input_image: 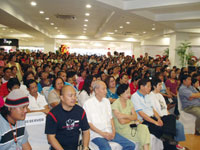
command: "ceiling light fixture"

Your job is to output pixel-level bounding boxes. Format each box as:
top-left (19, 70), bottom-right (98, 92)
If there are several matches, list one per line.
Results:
top-left (126, 22), bottom-right (130, 24)
top-left (114, 30), bottom-right (118, 32)
top-left (83, 28), bottom-right (87, 30)
top-left (119, 26), bottom-right (123, 29)
top-left (2, 28), bottom-right (6, 30)
top-left (85, 13), bottom-right (90, 16)
top-left (143, 31), bottom-right (146, 34)
top-left (84, 19), bottom-right (88, 22)
top-left (54, 27), bottom-right (58, 29)
top-left (84, 24), bottom-right (87, 27)
top-left (86, 4), bottom-right (92, 8)
top-left (39, 11), bottom-right (44, 14)
top-left (152, 27), bottom-right (156, 31)
top-left (45, 17), bottom-right (50, 20)
top-left (30, 1), bottom-right (37, 6)
top-left (50, 23), bottom-right (54, 25)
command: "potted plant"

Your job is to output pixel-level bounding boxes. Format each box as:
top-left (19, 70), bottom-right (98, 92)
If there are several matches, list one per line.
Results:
top-left (163, 48), bottom-right (169, 57)
top-left (176, 41), bottom-right (193, 67)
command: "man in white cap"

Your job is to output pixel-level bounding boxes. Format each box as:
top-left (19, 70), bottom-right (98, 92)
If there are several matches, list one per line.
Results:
top-left (0, 89), bottom-right (32, 150)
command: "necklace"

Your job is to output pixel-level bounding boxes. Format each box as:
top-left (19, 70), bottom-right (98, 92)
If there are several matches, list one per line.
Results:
top-left (9, 122), bottom-right (18, 144)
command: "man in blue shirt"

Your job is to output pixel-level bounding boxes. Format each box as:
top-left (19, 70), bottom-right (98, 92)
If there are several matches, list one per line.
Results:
top-left (179, 74), bottom-right (200, 135)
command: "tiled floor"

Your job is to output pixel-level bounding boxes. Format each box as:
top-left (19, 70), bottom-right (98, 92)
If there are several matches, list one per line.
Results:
top-left (179, 134), bottom-right (200, 150)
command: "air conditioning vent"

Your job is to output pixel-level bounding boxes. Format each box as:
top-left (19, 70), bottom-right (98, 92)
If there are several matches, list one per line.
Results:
top-left (55, 14), bottom-right (76, 20)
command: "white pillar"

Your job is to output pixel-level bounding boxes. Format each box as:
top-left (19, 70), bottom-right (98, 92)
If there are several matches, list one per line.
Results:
top-left (169, 32), bottom-right (189, 68)
top-left (133, 42), bottom-right (142, 59)
top-left (44, 37), bottom-right (56, 53)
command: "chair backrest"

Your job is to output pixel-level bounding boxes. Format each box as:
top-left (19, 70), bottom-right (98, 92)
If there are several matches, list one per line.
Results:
top-left (42, 86), bottom-right (51, 101)
top-left (177, 93), bottom-right (183, 111)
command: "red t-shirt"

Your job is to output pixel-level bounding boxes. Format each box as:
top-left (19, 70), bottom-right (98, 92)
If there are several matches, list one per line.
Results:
top-left (0, 82), bottom-right (9, 97)
top-left (129, 82), bottom-right (138, 95)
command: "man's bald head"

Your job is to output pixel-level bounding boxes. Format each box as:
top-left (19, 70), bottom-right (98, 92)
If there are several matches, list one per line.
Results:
top-left (61, 85), bottom-right (75, 96)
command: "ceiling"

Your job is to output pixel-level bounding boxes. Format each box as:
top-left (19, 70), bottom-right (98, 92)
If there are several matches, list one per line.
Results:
top-left (0, 0), bottom-right (200, 47)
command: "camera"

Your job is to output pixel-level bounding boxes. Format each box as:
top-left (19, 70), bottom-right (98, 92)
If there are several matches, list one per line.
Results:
top-left (130, 124), bottom-right (137, 128)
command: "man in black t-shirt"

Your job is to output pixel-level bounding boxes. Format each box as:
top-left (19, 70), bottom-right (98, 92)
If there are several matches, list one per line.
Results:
top-left (45, 85), bottom-right (90, 150)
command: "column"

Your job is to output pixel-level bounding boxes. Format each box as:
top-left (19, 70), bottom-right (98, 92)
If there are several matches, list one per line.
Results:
top-left (169, 32), bottom-right (189, 68)
top-left (44, 37), bottom-right (56, 53)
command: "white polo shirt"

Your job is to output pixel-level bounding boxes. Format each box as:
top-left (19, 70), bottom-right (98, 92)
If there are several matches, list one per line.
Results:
top-left (131, 90), bottom-right (154, 121)
top-left (83, 96), bottom-right (112, 140)
top-left (28, 92), bottom-right (48, 111)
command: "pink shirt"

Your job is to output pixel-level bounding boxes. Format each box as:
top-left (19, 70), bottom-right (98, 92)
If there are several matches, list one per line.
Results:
top-left (165, 79), bottom-right (178, 95)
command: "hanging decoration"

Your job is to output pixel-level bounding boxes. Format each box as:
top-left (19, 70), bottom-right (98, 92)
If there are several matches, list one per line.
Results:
top-left (60, 45), bottom-right (69, 55)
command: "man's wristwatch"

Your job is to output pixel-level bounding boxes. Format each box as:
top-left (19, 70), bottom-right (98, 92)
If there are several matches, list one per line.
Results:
top-left (83, 147), bottom-right (89, 150)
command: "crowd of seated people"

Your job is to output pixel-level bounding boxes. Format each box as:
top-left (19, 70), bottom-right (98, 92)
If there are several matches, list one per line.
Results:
top-left (0, 50), bottom-right (200, 150)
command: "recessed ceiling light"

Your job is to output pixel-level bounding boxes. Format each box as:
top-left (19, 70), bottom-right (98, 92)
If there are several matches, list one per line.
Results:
top-left (126, 22), bottom-right (130, 24)
top-left (83, 28), bottom-right (87, 30)
top-left (57, 30), bottom-right (60, 32)
top-left (143, 31), bottom-right (146, 34)
top-left (119, 26), bottom-right (123, 29)
top-left (50, 23), bottom-right (54, 25)
top-left (54, 27), bottom-right (58, 29)
top-left (30, 1), bottom-right (37, 6)
top-left (114, 30), bottom-right (118, 32)
top-left (85, 13), bottom-right (90, 16)
top-left (86, 4), bottom-right (92, 8)
top-left (45, 17), bottom-right (50, 20)
top-left (2, 28), bottom-right (6, 30)
top-left (152, 27), bottom-right (156, 30)
top-left (84, 24), bottom-right (87, 27)
top-left (39, 11), bottom-right (44, 14)
top-left (84, 19), bottom-right (88, 22)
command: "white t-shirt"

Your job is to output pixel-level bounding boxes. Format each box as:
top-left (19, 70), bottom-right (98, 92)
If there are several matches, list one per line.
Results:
top-left (77, 90), bottom-right (94, 107)
top-left (83, 96), bottom-right (112, 140)
top-left (28, 92), bottom-right (48, 111)
top-left (147, 92), bottom-right (168, 116)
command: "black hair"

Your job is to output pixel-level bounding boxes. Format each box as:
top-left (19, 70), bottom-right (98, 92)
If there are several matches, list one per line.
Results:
top-left (105, 75), bottom-right (115, 88)
top-left (131, 76), bottom-right (140, 83)
top-left (67, 71), bottom-right (76, 79)
top-left (25, 79), bottom-right (37, 89)
top-left (0, 106), bottom-right (11, 118)
top-left (116, 84), bottom-right (129, 96)
top-left (7, 78), bottom-right (20, 90)
top-left (52, 77), bottom-right (64, 89)
top-left (151, 78), bottom-right (162, 91)
top-left (192, 78), bottom-right (198, 85)
top-left (43, 64), bottom-right (50, 70)
top-left (180, 74), bottom-right (191, 84)
top-left (138, 78), bottom-right (150, 89)
top-left (8, 54), bottom-right (16, 62)
top-left (3, 67), bottom-right (11, 73)
top-left (10, 66), bottom-right (17, 71)
top-left (23, 71), bottom-right (35, 85)
top-left (81, 75), bottom-right (94, 95)
top-left (57, 71), bottom-right (66, 77)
